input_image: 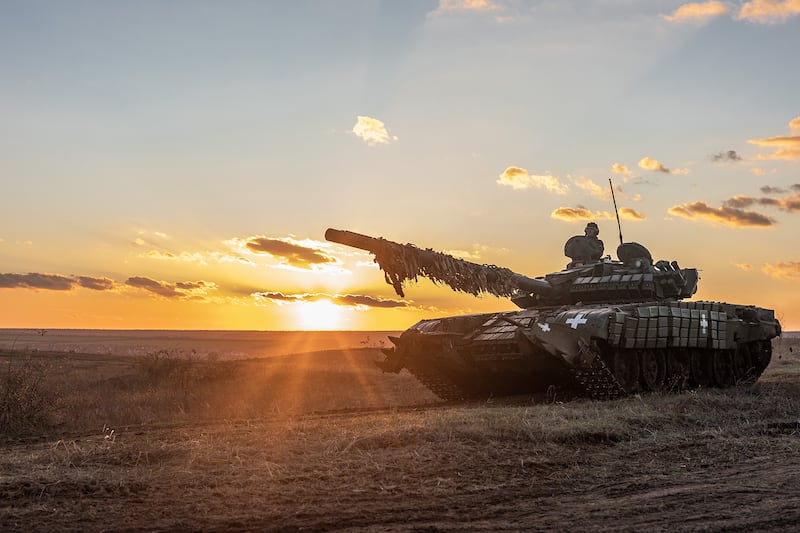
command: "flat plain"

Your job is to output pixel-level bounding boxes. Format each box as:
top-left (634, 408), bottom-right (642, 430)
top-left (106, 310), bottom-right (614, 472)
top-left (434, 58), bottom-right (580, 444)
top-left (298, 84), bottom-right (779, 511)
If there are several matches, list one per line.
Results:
top-left (1, 334), bottom-right (799, 531)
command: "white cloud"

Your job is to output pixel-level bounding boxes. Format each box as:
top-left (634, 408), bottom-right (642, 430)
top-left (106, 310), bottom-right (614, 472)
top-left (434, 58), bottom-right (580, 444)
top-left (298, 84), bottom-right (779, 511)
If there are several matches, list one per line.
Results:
top-left (572, 176), bottom-right (610, 200)
top-left (638, 156), bottom-right (670, 173)
top-left (352, 116), bottom-right (397, 146)
top-left (497, 167), bottom-right (568, 194)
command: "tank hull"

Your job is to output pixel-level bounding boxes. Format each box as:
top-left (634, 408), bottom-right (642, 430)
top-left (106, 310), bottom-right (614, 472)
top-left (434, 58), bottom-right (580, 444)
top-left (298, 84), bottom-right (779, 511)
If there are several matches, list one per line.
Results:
top-left (380, 300), bottom-right (780, 400)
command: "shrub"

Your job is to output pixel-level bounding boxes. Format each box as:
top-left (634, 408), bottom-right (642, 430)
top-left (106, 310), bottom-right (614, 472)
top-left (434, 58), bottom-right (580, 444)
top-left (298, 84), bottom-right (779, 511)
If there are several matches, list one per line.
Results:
top-left (134, 349), bottom-right (238, 412)
top-left (137, 349), bottom-right (194, 384)
top-left (0, 358), bottom-right (60, 436)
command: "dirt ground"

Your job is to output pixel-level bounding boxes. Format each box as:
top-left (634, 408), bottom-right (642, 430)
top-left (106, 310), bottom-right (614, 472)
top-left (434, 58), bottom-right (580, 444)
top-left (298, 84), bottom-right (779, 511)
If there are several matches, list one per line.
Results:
top-left (2, 337), bottom-right (800, 531)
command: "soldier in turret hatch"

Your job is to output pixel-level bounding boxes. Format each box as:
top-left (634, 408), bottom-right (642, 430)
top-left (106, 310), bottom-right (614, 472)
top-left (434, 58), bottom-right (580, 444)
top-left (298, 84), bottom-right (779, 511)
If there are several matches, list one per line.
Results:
top-left (564, 222), bottom-right (604, 268)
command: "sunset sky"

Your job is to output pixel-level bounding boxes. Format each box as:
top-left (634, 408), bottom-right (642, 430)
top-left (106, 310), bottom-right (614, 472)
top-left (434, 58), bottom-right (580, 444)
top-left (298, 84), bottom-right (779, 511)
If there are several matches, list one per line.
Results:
top-left (2, 1), bottom-right (799, 331)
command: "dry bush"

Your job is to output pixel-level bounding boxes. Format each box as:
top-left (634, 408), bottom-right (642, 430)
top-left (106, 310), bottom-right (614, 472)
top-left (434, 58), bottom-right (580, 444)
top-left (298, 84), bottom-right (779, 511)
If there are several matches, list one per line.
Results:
top-left (132, 349), bottom-right (239, 412)
top-left (136, 349), bottom-right (234, 386)
top-left (22, 349), bottom-right (246, 434)
top-left (0, 358), bottom-right (60, 437)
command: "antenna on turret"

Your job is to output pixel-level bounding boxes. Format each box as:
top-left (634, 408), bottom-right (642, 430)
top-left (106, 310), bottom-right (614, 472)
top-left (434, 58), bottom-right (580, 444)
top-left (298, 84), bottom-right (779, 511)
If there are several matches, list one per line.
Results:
top-left (609, 178), bottom-right (623, 246)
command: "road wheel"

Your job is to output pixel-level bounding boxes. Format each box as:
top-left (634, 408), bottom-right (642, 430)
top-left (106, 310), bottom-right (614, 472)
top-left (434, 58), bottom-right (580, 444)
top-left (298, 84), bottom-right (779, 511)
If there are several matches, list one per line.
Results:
top-left (711, 350), bottom-right (735, 388)
top-left (639, 349), bottom-right (666, 392)
top-left (689, 349), bottom-right (713, 389)
top-left (665, 350), bottom-right (689, 391)
top-left (733, 343), bottom-right (756, 384)
top-left (608, 349), bottom-right (639, 393)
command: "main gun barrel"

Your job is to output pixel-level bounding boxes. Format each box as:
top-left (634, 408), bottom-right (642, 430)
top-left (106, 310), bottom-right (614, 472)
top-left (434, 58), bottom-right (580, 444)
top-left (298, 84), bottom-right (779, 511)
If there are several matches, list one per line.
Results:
top-left (325, 228), bottom-right (552, 298)
top-left (325, 228), bottom-right (386, 253)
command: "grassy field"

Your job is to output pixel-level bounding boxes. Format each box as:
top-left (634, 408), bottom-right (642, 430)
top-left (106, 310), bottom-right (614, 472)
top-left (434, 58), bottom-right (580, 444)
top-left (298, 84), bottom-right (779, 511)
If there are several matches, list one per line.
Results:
top-left (1, 337), bottom-right (800, 531)
top-left (0, 329), bottom-right (400, 359)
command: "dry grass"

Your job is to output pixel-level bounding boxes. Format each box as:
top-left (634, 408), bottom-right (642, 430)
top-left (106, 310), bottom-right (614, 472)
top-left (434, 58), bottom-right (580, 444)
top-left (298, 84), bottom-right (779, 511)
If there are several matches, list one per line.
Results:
top-left (1, 337), bottom-right (800, 531)
top-left (0, 346), bottom-right (437, 439)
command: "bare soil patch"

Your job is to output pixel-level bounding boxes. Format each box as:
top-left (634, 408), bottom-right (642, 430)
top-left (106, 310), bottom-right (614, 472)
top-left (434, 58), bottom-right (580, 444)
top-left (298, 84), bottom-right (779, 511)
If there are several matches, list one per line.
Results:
top-left (2, 337), bottom-right (799, 531)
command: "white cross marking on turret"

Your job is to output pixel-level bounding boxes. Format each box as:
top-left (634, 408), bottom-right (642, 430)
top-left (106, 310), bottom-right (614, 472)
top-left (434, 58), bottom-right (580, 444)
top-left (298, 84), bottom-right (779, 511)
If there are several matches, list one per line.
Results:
top-left (566, 313), bottom-right (588, 329)
top-left (700, 313), bottom-right (708, 335)
top-left (537, 322), bottom-right (551, 332)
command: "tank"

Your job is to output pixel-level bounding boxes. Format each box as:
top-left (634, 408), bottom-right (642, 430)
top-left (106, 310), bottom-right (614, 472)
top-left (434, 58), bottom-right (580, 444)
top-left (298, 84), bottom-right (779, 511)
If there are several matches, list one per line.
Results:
top-left (325, 227), bottom-right (781, 401)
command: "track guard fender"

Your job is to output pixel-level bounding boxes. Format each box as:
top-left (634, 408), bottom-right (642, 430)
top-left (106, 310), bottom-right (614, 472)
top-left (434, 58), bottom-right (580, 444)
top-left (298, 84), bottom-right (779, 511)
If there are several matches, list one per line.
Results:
top-left (521, 322), bottom-right (595, 369)
top-left (376, 330), bottom-right (466, 373)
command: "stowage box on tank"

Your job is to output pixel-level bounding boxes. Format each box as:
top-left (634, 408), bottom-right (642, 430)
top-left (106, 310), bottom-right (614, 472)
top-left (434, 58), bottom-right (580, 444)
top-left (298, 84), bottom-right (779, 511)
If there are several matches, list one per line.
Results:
top-left (325, 226), bottom-right (780, 400)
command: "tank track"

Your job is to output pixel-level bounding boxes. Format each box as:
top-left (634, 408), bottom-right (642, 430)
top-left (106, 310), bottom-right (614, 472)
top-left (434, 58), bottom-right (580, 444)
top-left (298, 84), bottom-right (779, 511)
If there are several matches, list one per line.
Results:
top-left (570, 353), bottom-right (628, 400)
top-left (405, 363), bottom-right (469, 401)
top-left (403, 341), bottom-right (772, 402)
top-left (584, 341), bottom-right (772, 398)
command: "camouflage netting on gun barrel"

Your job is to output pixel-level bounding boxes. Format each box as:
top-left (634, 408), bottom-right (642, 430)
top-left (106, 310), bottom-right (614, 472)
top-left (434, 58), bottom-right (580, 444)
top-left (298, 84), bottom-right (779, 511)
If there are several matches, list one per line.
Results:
top-left (370, 238), bottom-right (519, 298)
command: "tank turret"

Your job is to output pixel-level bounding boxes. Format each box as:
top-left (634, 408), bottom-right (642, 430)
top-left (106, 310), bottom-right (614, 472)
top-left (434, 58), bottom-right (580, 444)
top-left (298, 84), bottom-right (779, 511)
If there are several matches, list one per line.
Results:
top-left (325, 227), bottom-right (780, 401)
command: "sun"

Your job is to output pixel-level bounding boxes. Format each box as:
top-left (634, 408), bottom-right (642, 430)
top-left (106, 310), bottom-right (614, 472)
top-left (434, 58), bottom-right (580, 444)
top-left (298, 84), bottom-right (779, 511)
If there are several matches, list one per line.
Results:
top-left (295, 300), bottom-right (345, 330)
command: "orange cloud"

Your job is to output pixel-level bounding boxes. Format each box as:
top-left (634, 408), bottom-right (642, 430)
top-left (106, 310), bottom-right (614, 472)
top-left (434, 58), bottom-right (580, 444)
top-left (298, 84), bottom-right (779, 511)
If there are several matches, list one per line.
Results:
top-left (733, 191), bottom-right (800, 212)
top-left (751, 167), bottom-right (766, 175)
top-left (551, 207), bottom-right (611, 222)
top-left (638, 157), bottom-right (670, 173)
top-left (437, 0), bottom-right (499, 11)
top-left (668, 202), bottom-right (775, 227)
top-left (735, 263), bottom-right (753, 271)
top-left (352, 116), bottom-right (397, 146)
top-left (237, 236), bottom-right (338, 269)
top-left (723, 195), bottom-right (782, 209)
top-left (0, 273), bottom-right (115, 291)
top-left (254, 292), bottom-right (408, 308)
top-left (748, 136), bottom-right (800, 160)
top-left (77, 276), bottom-right (116, 291)
top-left (145, 250), bottom-right (177, 260)
top-left (611, 163), bottom-right (632, 176)
top-left (497, 167), bottom-right (568, 194)
top-left (737, 0), bottom-right (800, 23)
top-left (762, 189), bottom-right (800, 213)
top-left (126, 277), bottom-right (216, 299)
top-left (143, 249), bottom-right (252, 266)
top-left (663, 1), bottom-right (729, 22)
top-left (749, 117), bottom-right (800, 159)
top-left (551, 206), bottom-right (646, 223)
top-left (0, 273), bottom-right (75, 291)
top-left (761, 261), bottom-right (800, 280)
top-left (619, 207), bottom-right (647, 221)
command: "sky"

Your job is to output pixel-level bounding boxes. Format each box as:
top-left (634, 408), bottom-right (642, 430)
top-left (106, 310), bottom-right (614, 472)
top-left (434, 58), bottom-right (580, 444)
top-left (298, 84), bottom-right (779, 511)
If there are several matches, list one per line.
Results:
top-left (1, 0), bottom-right (799, 331)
